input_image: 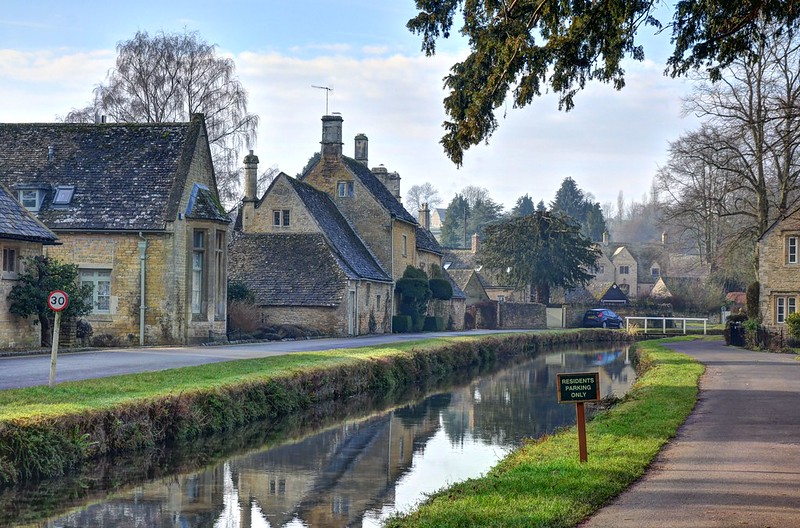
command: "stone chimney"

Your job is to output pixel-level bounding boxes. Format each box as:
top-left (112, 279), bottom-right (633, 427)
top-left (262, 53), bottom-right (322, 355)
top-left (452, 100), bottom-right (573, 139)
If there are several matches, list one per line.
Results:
top-left (661, 231), bottom-right (668, 246)
top-left (371, 165), bottom-right (401, 200)
top-left (419, 202), bottom-right (430, 229)
top-left (354, 133), bottom-right (368, 166)
top-left (471, 233), bottom-right (480, 254)
top-left (241, 150), bottom-right (259, 232)
top-left (602, 231), bottom-right (609, 246)
top-left (321, 114), bottom-right (343, 160)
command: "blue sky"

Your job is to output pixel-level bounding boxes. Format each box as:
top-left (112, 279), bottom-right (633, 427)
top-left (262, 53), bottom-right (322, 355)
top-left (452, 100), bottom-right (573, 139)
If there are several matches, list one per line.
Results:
top-left (0, 1), bottom-right (698, 213)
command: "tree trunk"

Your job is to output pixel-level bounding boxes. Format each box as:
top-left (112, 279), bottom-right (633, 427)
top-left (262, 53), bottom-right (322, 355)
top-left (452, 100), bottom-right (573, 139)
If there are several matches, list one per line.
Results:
top-left (39, 312), bottom-right (51, 347)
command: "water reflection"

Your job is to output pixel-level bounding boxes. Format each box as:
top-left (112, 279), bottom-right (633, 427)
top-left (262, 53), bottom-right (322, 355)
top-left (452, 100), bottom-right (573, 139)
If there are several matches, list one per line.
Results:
top-left (10, 345), bottom-right (634, 528)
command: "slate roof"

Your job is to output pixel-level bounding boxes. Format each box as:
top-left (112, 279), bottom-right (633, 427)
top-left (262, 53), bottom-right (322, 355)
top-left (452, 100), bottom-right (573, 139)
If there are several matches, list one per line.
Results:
top-left (301, 153), bottom-right (418, 225)
top-left (416, 225), bottom-right (443, 255)
top-left (442, 270), bottom-right (467, 300)
top-left (282, 175), bottom-right (391, 283)
top-left (228, 232), bottom-right (347, 307)
top-left (0, 185), bottom-right (58, 243)
top-left (0, 114), bottom-right (228, 231)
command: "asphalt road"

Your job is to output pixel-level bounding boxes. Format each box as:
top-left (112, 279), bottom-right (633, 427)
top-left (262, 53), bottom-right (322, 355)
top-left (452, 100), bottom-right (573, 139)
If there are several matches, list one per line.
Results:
top-left (581, 339), bottom-right (800, 528)
top-left (0, 329), bottom-right (533, 390)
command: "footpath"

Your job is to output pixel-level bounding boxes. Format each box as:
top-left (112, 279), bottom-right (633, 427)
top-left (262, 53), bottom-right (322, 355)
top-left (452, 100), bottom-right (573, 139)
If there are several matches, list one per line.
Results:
top-left (581, 339), bottom-right (800, 528)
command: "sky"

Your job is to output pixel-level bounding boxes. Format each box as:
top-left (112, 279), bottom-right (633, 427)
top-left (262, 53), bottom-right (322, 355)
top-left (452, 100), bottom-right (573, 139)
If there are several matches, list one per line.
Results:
top-left (0, 0), bottom-right (700, 212)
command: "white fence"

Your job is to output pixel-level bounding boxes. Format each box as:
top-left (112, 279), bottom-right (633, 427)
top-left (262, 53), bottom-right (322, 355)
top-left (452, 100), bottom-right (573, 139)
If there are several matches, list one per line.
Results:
top-left (625, 316), bottom-right (708, 335)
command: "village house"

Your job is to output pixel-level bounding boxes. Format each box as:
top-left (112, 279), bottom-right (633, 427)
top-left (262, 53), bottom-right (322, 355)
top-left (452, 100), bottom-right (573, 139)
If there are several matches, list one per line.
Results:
top-left (0, 114), bottom-right (230, 345)
top-left (757, 206), bottom-right (800, 328)
top-left (0, 185), bottom-right (59, 348)
top-left (230, 115), bottom-right (464, 335)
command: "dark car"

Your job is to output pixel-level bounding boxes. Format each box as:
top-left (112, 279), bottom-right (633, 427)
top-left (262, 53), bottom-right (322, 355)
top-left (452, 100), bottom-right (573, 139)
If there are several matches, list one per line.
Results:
top-left (582, 308), bottom-right (624, 329)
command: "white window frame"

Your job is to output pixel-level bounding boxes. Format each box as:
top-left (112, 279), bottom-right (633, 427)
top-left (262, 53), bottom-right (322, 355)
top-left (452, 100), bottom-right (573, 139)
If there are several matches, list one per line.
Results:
top-left (192, 230), bottom-right (206, 315)
top-left (401, 234), bottom-right (407, 257)
top-left (18, 189), bottom-right (42, 211)
top-left (789, 237), bottom-right (798, 264)
top-left (337, 181), bottom-right (354, 197)
top-left (80, 268), bottom-right (112, 314)
top-left (272, 209), bottom-right (290, 227)
top-left (776, 296), bottom-right (796, 324)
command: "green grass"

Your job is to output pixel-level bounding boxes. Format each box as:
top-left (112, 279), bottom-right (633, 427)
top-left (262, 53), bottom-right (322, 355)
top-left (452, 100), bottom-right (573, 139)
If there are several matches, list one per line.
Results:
top-left (385, 337), bottom-right (704, 528)
top-left (0, 338), bottom-right (468, 421)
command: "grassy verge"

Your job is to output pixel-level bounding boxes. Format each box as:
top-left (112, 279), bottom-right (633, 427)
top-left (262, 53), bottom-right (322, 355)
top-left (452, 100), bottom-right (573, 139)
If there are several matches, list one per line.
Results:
top-left (385, 337), bottom-right (704, 528)
top-left (0, 330), bottom-right (623, 487)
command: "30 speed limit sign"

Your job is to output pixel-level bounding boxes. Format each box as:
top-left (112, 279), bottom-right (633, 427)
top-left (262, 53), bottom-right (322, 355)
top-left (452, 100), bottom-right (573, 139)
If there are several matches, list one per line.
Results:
top-left (47, 290), bottom-right (69, 312)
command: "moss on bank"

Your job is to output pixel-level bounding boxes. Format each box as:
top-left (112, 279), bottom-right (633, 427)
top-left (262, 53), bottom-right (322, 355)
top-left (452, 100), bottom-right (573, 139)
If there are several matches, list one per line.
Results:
top-left (0, 330), bottom-right (626, 487)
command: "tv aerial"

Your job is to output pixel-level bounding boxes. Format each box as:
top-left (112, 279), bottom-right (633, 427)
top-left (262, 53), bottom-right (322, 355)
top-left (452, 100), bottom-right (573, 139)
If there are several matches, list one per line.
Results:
top-left (312, 85), bottom-right (334, 114)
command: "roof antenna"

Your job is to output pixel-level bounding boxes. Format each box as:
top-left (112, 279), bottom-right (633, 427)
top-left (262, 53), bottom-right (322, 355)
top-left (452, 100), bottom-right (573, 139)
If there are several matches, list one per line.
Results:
top-left (312, 85), bottom-right (334, 114)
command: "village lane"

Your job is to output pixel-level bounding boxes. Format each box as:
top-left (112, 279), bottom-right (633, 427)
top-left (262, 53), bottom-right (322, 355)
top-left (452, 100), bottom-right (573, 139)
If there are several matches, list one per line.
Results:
top-left (0, 329), bottom-right (534, 390)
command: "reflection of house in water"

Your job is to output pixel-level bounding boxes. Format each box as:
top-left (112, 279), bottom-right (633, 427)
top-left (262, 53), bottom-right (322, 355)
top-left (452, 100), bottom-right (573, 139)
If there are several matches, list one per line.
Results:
top-left (42, 347), bottom-right (635, 527)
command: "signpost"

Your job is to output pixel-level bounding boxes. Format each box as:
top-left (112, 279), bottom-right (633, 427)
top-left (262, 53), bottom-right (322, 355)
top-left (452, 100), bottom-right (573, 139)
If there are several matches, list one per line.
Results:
top-left (557, 372), bottom-right (600, 463)
top-left (47, 290), bottom-right (69, 388)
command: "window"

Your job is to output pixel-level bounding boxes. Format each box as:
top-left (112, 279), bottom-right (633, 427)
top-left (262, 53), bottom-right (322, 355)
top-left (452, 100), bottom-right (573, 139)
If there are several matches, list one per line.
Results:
top-left (273, 209), bottom-right (290, 227)
top-left (594, 264), bottom-right (605, 274)
top-left (651, 267), bottom-right (660, 277)
top-left (789, 237), bottom-right (798, 264)
top-left (2, 247), bottom-right (17, 274)
top-left (365, 283), bottom-right (371, 306)
top-left (52, 185), bottom-right (75, 205)
top-left (18, 189), bottom-right (42, 211)
top-left (80, 269), bottom-right (111, 313)
top-left (401, 234), bottom-right (407, 257)
top-left (337, 181), bottom-right (354, 197)
top-left (776, 297), bottom-right (796, 323)
top-left (376, 294), bottom-right (381, 311)
top-left (192, 231), bottom-right (205, 315)
top-left (215, 231), bottom-right (225, 319)
top-left (619, 265), bottom-right (630, 275)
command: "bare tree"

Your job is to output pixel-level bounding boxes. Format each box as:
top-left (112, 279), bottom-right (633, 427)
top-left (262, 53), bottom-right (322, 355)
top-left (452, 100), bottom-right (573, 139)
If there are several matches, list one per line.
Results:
top-left (404, 182), bottom-right (442, 216)
top-left (64, 30), bottom-right (259, 206)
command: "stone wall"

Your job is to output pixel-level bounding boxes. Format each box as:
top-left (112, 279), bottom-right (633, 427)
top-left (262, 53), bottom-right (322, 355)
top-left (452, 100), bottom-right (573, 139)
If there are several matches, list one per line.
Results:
top-left (498, 302), bottom-right (547, 329)
top-left (0, 241), bottom-right (44, 348)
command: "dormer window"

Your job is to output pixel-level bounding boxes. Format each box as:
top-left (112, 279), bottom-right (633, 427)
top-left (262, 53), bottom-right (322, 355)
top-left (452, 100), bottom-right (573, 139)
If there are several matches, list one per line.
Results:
top-left (52, 185), bottom-right (75, 205)
top-left (18, 189), bottom-right (43, 211)
top-left (651, 267), bottom-right (660, 277)
top-left (337, 181), bottom-right (354, 197)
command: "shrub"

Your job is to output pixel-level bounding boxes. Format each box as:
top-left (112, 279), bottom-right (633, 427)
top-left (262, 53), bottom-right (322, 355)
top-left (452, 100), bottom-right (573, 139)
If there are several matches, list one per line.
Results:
top-left (786, 312), bottom-right (800, 339)
top-left (423, 316), bottom-right (445, 331)
top-left (228, 280), bottom-right (255, 303)
top-left (392, 315), bottom-right (412, 333)
top-left (429, 278), bottom-right (453, 300)
top-left (228, 300), bottom-right (261, 335)
top-left (90, 334), bottom-right (121, 348)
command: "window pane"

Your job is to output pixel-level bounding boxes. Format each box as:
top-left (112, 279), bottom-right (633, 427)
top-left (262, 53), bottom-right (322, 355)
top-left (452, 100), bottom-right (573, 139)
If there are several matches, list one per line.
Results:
top-left (273, 210), bottom-right (281, 226)
top-left (193, 231), bottom-right (205, 249)
top-left (790, 298), bottom-right (797, 315)
top-left (282, 209), bottom-right (290, 226)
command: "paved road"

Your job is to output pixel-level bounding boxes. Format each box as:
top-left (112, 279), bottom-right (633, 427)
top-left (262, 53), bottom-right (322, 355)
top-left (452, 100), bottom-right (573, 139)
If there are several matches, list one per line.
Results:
top-left (581, 339), bottom-right (800, 528)
top-left (0, 329), bottom-right (533, 390)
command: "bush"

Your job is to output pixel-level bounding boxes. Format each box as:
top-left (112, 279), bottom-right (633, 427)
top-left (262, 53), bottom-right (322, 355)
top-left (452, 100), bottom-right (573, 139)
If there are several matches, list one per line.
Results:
top-left (423, 316), bottom-right (445, 331)
top-left (429, 278), bottom-right (453, 300)
top-left (91, 334), bottom-right (121, 348)
top-left (228, 280), bottom-right (255, 303)
top-left (228, 300), bottom-right (261, 335)
top-left (786, 312), bottom-right (800, 339)
top-left (392, 315), bottom-right (412, 333)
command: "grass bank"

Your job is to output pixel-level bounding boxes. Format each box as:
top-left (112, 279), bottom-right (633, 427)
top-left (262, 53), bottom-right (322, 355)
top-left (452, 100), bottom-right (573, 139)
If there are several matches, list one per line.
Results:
top-left (0, 330), bottom-right (624, 487)
top-left (385, 337), bottom-right (704, 528)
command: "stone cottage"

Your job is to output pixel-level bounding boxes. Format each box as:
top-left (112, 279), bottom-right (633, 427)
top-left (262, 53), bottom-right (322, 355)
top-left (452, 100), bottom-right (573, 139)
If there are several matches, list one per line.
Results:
top-left (0, 114), bottom-right (230, 345)
top-left (0, 184), bottom-right (59, 348)
top-left (758, 206), bottom-right (800, 327)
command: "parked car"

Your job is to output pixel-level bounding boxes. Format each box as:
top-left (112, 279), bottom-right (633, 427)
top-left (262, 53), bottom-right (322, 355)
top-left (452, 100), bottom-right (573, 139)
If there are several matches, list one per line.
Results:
top-left (582, 308), bottom-right (624, 329)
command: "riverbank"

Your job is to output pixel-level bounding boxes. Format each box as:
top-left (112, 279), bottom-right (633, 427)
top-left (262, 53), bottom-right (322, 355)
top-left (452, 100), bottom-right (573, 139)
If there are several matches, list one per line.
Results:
top-left (0, 330), bottom-right (625, 487)
top-left (385, 337), bottom-right (704, 528)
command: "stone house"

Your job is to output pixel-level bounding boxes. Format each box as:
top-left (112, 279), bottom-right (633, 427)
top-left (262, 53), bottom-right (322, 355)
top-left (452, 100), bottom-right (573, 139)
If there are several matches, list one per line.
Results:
top-left (0, 114), bottom-right (230, 345)
top-left (0, 184), bottom-right (59, 348)
top-left (757, 207), bottom-right (800, 327)
top-left (231, 115), bottom-right (461, 335)
top-left (230, 170), bottom-right (393, 335)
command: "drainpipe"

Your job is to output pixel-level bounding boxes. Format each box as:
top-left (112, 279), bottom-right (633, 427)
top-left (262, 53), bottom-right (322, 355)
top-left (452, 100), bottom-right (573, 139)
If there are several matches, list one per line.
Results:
top-left (389, 221), bottom-right (395, 329)
top-left (138, 233), bottom-right (147, 346)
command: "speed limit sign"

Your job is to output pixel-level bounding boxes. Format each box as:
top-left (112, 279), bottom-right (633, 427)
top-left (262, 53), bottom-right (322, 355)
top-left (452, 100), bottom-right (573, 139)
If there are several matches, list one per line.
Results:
top-left (47, 290), bottom-right (69, 312)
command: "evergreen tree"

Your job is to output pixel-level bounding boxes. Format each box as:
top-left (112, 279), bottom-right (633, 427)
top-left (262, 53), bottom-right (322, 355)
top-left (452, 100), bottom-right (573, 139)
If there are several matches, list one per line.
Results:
top-left (511, 194), bottom-right (535, 217)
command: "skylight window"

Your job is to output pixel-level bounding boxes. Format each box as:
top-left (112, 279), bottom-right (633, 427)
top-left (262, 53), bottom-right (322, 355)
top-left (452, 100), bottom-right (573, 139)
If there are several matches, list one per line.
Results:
top-left (52, 186), bottom-right (75, 205)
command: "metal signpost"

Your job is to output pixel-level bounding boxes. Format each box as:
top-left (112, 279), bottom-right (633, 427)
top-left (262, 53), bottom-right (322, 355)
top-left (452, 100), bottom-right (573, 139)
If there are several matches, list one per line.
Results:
top-left (47, 290), bottom-right (69, 388)
top-left (557, 372), bottom-right (600, 463)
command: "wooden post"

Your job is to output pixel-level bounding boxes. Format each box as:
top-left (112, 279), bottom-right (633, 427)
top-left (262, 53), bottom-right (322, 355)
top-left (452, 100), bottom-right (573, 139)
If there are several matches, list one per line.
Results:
top-left (49, 310), bottom-right (61, 388)
top-left (576, 402), bottom-right (588, 463)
